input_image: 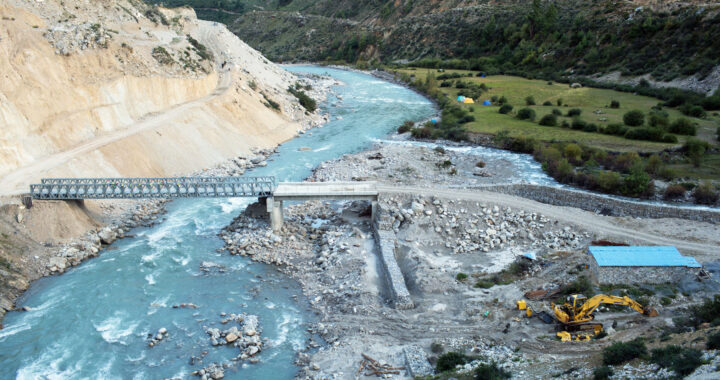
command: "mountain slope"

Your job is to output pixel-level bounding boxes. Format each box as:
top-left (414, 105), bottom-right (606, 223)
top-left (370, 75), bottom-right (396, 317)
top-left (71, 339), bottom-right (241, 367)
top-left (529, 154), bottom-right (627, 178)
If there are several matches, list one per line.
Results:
top-left (166, 0), bottom-right (720, 94)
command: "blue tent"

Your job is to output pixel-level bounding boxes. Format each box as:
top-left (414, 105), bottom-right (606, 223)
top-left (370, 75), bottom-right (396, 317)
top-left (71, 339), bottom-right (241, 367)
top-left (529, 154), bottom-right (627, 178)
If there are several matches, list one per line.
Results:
top-left (431, 119), bottom-right (438, 124)
top-left (456, 96), bottom-right (466, 102)
top-left (483, 100), bottom-right (492, 106)
top-left (481, 74), bottom-right (486, 78)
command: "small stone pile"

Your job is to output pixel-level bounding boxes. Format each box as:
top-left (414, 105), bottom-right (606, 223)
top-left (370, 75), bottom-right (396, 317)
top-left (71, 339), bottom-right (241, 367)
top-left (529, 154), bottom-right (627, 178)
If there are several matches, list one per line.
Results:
top-left (147, 327), bottom-right (168, 347)
top-left (202, 313), bottom-right (263, 360)
top-left (192, 314), bottom-right (264, 379)
top-left (378, 195), bottom-right (588, 254)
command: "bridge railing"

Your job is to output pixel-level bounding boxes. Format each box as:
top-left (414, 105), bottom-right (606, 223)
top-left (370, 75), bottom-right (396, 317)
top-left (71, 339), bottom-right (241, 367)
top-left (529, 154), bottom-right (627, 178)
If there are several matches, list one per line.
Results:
top-left (30, 177), bottom-right (277, 200)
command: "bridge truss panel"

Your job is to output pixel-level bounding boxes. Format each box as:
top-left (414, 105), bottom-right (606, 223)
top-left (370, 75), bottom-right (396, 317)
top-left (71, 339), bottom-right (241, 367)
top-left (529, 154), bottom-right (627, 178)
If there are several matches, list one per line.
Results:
top-left (30, 177), bottom-right (276, 200)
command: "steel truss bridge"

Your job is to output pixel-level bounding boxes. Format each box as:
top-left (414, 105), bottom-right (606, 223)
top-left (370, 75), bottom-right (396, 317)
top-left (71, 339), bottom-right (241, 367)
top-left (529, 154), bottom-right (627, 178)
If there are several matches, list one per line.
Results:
top-left (30, 177), bottom-right (277, 200)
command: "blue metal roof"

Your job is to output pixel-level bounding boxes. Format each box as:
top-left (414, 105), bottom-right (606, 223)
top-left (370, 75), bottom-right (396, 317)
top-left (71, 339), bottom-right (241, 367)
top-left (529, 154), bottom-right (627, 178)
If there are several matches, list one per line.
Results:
top-left (589, 246), bottom-right (701, 268)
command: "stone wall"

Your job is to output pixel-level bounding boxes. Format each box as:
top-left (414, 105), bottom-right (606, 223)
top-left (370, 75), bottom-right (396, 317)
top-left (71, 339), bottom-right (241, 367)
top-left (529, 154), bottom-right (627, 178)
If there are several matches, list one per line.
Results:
top-left (589, 258), bottom-right (698, 284)
top-left (481, 184), bottom-right (720, 223)
top-left (372, 204), bottom-right (414, 310)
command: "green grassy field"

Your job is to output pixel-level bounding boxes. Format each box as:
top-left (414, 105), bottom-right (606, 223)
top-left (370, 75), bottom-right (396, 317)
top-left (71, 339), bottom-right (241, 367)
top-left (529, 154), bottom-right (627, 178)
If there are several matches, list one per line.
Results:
top-left (400, 68), bottom-right (719, 153)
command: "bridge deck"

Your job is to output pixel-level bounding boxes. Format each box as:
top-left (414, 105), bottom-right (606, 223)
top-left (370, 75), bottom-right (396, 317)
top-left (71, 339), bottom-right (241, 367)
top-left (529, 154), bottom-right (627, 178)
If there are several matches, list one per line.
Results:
top-left (30, 177), bottom-right (276, 200)
top-left (272, 181), bottom-right (378, 201)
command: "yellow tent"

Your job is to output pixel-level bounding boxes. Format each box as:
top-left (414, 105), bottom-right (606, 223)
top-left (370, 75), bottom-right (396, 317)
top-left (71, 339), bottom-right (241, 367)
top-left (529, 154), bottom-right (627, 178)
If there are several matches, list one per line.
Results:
top-left (463, 98), bottom-right (475, 104)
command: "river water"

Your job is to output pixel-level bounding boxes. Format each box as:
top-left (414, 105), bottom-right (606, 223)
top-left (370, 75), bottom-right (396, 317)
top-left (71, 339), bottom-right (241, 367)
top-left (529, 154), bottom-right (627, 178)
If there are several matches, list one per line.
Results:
top-left (0, 65), bottom-right (713, 379)
top-left (0, 66), bottom-right (435, 379)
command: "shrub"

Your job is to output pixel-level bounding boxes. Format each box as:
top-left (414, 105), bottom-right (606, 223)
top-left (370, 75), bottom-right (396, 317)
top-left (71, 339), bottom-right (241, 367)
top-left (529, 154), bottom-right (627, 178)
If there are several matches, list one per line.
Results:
top-left (563, 144), bottom-right (582, 162)
top-left (456, 273), bottom-right (468, 281)
top-left (610, 100), bottom-right (620, 109)
top-left (561, 275), bottom-right (593, 296)
top-left (584, 123), bottom-right (598, 133)
top-left (624, 127), bottom-right (664, 142)
top-left (571, 119), bottom-right (587, 130)
top-left (436, 352), bottom-right (468, 372)
top-left (525, 96), bottom-right (536, 105)
top-left (623, 110), bottom-right (645, 126)
top-left (474, 362), bottom-right (511, 379)
top-left (430, 342), bottom-right (444, 354)
top-left (684, 138), bottom-right (709, 167)
top-left (651, 346), bottom-right (703, 376)
top-left (411, 126), bottom-right (432, 139)
top-left (662, 134), bottom-right (679, 143)
top-left (596, 171), bottom-right (622, 193)
top-left (517, 108), bottom-right (536, 121)
top-left (498, 96), bottom-right (508, 105)
top-left (602, 339), bottom-right (647, 365)
top-left (539, 114), bottom-right (557, 126)
top-left (151, 46), bottom-right (174, 65)
top-left (603, 123), bottom-right (627, 136)
top-left (560, 120), bottom-right (570, 128)
top-left (397, 120), bottom-right (414, 134)
top-left (707, 332), bottom-right (720, 350)
top-left (567, 108), bottom-right (582, 117)
top-left (551, 108), bottom-right (562, 116)
top-left (557, 98), bottom-right (563, 106)
top-left (498, 104), bottom-right (514, 114)
top-left (693, 295), bottom-right (720, 326)
top-left (288, 87), bottom-right (317, 112)
top-left (669, 118), bottom-right (697, 135)
top-left (663, 184), bottom-right (686, 200)
top-left (623, 166), bottom-right (653, 197)
top-left (434, 146), bottom-right (446, 154)
top-left (702, 95), bottom-right (720, 111)
top-left (648, 111), bottom-right (669, 128)
top-left (645, 154), bottom-right (662, 176)
top-left (593, 366), bottom-right (613, 380)
top-left (476, 161), bottom-right (486, 168)
top-left (717, 126), bottom-right (720, 141)
top-left (693, 182), bottom-right (719, 205)
top-left (542, 101), bottom-right (552, 106)
top-left (680, 103), bottom-right (706, 118)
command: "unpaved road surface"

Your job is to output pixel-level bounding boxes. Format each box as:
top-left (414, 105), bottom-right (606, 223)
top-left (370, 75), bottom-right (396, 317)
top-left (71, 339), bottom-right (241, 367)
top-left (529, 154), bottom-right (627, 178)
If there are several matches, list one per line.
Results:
top-left (379, 185), bottom-right (719, 258)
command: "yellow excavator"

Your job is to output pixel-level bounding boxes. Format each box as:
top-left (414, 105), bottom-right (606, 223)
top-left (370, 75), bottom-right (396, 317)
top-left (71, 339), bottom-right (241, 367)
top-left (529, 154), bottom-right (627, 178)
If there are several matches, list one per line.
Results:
top-left (553, 294), bottom-right (658, 338)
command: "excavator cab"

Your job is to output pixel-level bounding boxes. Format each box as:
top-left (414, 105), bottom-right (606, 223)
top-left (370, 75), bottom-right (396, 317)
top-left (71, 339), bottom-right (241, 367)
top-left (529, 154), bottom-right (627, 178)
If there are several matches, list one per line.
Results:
top-left (566, 294), bottom-right (587, 318)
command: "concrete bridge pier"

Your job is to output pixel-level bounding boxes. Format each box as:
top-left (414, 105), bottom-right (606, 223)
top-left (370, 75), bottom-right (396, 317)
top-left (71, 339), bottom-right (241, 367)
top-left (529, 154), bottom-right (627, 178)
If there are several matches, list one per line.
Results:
top-left (265, 182), bottom-right (379, 232)
top-left (266, 197), bottom-right (285, 232)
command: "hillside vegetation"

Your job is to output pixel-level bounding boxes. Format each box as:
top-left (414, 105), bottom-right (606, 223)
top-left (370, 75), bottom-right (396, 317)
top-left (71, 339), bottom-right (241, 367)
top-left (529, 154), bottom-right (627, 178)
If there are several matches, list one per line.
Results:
top-left (154, 0), bottom-right (720, 93)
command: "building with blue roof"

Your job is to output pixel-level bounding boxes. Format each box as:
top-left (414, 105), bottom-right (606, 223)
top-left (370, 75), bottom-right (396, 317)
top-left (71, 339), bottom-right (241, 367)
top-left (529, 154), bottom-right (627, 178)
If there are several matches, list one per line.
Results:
top-left (588, 246), bottom-right (701, 284)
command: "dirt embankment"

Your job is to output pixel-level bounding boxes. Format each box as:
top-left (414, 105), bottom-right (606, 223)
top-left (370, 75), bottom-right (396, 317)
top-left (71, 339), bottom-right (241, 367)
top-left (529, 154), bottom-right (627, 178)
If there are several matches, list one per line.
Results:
top-left (0, 0), bottom-right (332, 322)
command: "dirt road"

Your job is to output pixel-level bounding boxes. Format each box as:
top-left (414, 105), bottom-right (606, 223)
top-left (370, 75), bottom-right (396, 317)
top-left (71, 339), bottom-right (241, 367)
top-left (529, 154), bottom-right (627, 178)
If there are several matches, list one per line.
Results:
top-left (379, 185), bottom-right (719, 258)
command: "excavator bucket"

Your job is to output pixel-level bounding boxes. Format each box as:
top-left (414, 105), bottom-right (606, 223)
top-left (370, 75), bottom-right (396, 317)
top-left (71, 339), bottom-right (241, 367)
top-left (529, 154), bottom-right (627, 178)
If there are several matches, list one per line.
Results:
top-left (644, 307), bottom-right (659, 317)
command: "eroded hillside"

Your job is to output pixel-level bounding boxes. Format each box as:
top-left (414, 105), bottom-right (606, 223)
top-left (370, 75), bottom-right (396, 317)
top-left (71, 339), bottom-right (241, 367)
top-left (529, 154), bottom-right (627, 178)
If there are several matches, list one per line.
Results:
top-left (0, 0), bottom-right (320, 194)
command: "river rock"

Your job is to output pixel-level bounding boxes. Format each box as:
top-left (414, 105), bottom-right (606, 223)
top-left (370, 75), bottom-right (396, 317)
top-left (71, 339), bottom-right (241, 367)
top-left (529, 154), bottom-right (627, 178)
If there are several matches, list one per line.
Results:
top-left (48, 257), bottom-right (68, 271)
top-left (225, 333), bottom-right (238, 343)
top-left (98, 227), bottom-right (117, 245)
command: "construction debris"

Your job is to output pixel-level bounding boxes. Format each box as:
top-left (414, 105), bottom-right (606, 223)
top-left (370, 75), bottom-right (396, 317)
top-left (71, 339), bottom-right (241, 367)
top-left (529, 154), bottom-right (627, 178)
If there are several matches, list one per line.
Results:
top-left (358, 353), bottom-right (405, 377)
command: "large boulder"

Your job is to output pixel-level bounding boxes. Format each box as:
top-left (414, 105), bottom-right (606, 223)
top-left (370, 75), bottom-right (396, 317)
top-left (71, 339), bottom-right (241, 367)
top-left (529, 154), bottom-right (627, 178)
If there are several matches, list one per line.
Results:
top-left (98, 227), bottom-right (117, 245)
top-left (48, 256), bottom-right (68, 271)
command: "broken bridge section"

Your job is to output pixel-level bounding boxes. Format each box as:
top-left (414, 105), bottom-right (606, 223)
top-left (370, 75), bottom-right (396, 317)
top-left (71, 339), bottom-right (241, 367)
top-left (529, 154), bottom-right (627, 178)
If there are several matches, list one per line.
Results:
top-left (268, 181), bottom-right (379, 231)
top-left (29, 177), bottom-right (277, 200)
